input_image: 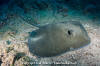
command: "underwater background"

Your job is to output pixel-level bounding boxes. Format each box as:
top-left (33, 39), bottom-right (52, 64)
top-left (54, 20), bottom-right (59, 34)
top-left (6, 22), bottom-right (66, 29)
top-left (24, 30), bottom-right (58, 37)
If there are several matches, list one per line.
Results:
top-left (0, 0), bottom-right (100, 66)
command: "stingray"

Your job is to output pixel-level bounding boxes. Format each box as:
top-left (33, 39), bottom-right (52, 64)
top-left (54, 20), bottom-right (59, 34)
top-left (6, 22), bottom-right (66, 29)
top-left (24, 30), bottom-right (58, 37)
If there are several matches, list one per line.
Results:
top-left (28, 21), bottom-right (90, 57)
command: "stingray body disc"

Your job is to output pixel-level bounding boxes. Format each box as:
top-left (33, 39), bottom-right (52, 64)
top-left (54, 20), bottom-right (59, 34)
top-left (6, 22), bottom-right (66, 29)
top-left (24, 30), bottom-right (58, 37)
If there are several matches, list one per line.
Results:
top-left (28, 21), bottom-right (90, 57)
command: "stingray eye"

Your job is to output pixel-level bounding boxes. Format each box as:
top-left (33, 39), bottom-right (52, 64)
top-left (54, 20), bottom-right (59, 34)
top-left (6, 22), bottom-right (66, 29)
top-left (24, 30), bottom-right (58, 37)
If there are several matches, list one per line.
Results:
top-left (68, 30), bottom-right (73, 35)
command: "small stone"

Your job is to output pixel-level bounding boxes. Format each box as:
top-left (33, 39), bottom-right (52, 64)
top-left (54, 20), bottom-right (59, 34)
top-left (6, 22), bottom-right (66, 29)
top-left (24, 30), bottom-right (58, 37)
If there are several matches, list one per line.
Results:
top-left (6, 40), bottom-right (11, 45)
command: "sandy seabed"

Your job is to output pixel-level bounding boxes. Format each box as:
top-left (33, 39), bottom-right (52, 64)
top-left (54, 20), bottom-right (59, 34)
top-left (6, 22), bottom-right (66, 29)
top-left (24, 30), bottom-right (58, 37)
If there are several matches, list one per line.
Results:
top-left (0, 0), bottom-right (100, 65)
top-left (0, 20), bottom-right (99, 66)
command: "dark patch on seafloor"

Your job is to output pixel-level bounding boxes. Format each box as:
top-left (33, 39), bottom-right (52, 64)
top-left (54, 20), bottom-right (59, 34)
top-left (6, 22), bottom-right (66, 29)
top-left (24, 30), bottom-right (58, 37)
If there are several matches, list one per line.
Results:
top-left (0, 0), bottom-right (10, 5)
top-left (0, 59), bottom-right (2, 66)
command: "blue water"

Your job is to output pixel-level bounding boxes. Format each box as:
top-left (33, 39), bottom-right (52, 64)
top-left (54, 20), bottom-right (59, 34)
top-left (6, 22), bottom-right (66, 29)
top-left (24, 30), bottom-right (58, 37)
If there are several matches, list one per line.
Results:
top-left (0, 0), bottom-right (100, 38)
